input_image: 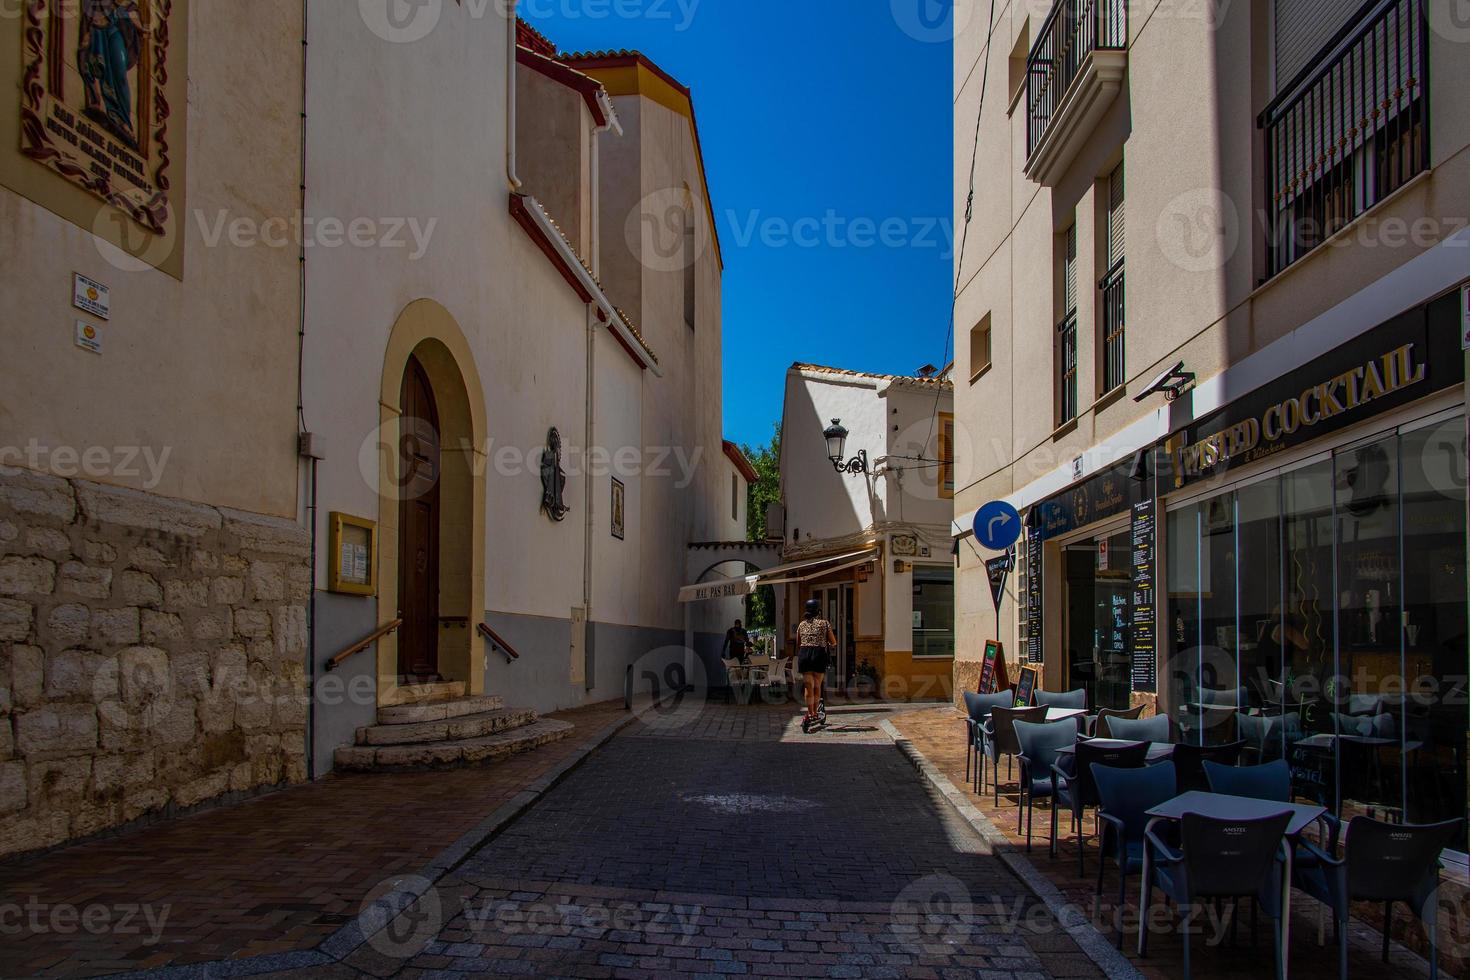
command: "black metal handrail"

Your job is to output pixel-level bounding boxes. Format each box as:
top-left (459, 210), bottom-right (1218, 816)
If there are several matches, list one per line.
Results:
top-left (1026, 0), bottom-right (1127, 159)
top-left (1098, 258), bottom-right (1126, 394)
top-left (1260, 0), bottom-right (1429, 277)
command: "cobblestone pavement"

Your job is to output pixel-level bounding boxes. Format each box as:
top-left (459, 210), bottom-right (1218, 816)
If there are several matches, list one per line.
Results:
top-left (0, 701), bottom-right (631, 978)
top-left (310, 702), bottom-right (1105, 979)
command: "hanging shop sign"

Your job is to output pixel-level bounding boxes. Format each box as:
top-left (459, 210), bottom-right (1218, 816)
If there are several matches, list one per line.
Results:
top-left (985, 550), bottom-right (1012, 613)
top-left (1165, 301), bottom-right (1463, 491)
top-left (1033, 456), bottom-right (1149, 540)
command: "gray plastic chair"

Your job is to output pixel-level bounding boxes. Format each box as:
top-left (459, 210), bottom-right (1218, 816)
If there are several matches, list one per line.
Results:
top-left (1014, 718), bottom-right (1079, 851)
top-left (1035, 688), bottom-right (1088, 711)
top-left (963, 689), bottom-right (1015, 792)
top-left (1294, 816), bottom-right (1461, 980)
top-left (981, 705), bottom-right (1047, 806)
top-left (1105, 714), bottom-right (1171, 743)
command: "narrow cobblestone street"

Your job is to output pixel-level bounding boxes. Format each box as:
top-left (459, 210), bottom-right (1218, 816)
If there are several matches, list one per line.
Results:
top-left (314, 703), bottom-right (1105, 979)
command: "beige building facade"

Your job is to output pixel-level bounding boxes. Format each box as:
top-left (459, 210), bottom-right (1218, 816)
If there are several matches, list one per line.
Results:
top-left (954, 0), bottom-right (1470, 884)
top-left (0, 3), bottom-right (743, 857)
top-left (0, 1), bottom-right (309, 858)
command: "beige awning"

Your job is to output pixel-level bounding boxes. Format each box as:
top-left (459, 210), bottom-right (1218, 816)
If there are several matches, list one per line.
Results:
top-left (677, 548), bottom-right (877, 603)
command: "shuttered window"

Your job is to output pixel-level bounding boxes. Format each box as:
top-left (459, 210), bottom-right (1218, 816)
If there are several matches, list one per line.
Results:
top-left (1274, 0), bottom-right (1364, 90)
top-left (1063, 223), bottom-right (1078, 316)
top-left (1106, 163), bottom-right (1125, 267)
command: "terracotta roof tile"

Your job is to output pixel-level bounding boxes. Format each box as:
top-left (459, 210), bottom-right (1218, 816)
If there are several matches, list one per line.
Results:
top-left (790, 363), bottom-right (953, 389)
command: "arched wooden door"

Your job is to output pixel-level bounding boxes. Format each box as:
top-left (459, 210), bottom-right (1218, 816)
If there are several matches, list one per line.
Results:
top-left (397, 356), bottom-right (441, 679)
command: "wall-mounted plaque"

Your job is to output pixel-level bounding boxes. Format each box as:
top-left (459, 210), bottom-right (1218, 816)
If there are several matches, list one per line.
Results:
top-left (611, 477), bottom-right (625, 540)
top-left (328, 512), bottom-right (377, 596)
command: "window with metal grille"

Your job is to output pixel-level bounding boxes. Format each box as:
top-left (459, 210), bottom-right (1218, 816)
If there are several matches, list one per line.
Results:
top-left (1057, 223), bottom-right (1079, 425)
top-left (1100, 161), bottom-right (1126, 394)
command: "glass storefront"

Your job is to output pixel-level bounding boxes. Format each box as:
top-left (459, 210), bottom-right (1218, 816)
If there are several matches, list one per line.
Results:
top-left (913, 566), bottom-right (956, 658)
top-left (1164, 412), bottom-right (1468, 848)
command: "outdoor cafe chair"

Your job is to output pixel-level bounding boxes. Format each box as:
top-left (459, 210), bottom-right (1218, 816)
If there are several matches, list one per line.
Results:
top-left (1091, 703), bottom-right (1145, 737)
top-left (1035, 688), bottom-right (1088, 711)
top-left (1204, 759), bottom-right (1341, 869)
top-left (1014, 718), bottom-right (1078, 851)
top-left (963, 690), bottom-right (1014, 792)
top-left (982, 705), bottom-right (1047, 806)
top-left (1172, 739), bottom-right (1246, 795)
top-left (722, 658), bottom-right (749, 685)
top-left (1105, 714), bottom-right (1172, 744)
top-left (1141, 810), bottom-right (1292, 980)
top-left (745, 654), bottom-right (773, 686)
top-left (1052, 738), bottom-right (1151, 876)
top-left (1092, 761), bottom-right (1178, 947)
top-left (1293, 816), bottom-right (1461, 980)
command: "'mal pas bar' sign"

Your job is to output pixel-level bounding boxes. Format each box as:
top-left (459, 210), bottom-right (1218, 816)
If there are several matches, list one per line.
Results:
top-left (21, 0), bottom-right (178, 236)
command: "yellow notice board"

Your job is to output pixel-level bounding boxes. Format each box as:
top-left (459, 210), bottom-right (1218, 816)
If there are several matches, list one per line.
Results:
top-left (327, 513), bottom-right (377, 596)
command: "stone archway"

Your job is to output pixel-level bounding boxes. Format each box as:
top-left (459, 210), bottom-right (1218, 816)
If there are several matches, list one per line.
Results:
top-left (376, 300), bottom-right (487, 702)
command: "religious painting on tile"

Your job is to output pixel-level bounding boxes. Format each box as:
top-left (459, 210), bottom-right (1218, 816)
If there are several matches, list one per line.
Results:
top-left (20, 0), bottom-right (177, 234)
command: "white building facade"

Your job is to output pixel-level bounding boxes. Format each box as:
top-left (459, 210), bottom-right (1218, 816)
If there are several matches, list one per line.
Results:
top-left (773, 364), bottom-right (956, 700)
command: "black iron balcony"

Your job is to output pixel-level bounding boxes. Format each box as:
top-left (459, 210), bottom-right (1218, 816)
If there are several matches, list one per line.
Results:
top-left (1024, 0), bottom-right (1127, 184)
top-left (1261, 0), bottom-right (1429, 277)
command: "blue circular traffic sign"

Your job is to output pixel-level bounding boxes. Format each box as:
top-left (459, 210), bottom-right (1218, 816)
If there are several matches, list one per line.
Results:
top-left (973, 500), bottom-right (1022, 552)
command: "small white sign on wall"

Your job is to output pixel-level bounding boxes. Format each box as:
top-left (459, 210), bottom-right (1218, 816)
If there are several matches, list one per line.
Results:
top-left (73, 273), bottom-right (110, 320)
top-left (74, 320), bottom-right (102, 354)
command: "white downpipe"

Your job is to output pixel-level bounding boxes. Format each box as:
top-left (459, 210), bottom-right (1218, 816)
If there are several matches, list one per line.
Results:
top-left (582, 303), bottom-right (596, 691)
top-left (505, 0), bottom-right (522, 190)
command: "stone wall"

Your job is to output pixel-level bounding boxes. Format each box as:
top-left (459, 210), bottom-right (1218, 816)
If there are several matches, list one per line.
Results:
top-left (0, 466), bottom-right (309, 859)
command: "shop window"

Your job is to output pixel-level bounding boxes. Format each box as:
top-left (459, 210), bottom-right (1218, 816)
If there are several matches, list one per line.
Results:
top-left (1163, 417), bottom-right (1468, 852)
top-left (913, 566), bottom-right (955, 658)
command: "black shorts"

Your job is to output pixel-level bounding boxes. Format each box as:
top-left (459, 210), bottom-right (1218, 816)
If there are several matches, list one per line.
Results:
top-left (797, 647), bottom-right (829, 676)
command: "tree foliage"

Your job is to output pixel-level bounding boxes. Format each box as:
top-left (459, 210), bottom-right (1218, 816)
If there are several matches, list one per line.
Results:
top-left (741, 423), bottom-right (781, 628)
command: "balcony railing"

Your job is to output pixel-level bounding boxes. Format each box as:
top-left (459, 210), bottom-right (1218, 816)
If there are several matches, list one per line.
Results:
top-left (1026, 0), bottom-right (1127, 160)
top-left (1099, 259), bottom-right (1125, 394)
top-left (1261, 0), bottom-right (1429, 277)
top-left (1057, 310), bottom-right (1079, 425)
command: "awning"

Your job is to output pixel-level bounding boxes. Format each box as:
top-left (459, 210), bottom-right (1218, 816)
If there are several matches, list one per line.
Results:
top-left (678, 548), bottom-right (878, 603)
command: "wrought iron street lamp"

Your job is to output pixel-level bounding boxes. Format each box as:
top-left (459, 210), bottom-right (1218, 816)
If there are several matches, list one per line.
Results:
top-left (823, 419), bottom-right (867, 475)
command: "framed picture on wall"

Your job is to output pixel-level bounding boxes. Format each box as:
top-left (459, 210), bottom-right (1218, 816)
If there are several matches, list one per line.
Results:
top-left (611, 478), bottom-right (625, 540)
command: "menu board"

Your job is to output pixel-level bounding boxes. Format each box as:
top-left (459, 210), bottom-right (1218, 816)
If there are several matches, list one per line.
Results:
top-left (1014, 664), bottom-right (1039, 707)
top-left (1025, 532), bottom-right (1043, 663)
top-left (1130, 499), bottom-right (1157, 691)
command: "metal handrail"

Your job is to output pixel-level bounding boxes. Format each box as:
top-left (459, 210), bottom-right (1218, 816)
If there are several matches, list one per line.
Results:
top-left (1025, 0), bottom-right (1127, 158)
top-left (324, 619), bottom-right (402, 672)
top-left (478, 622), bottom-right (522, 663)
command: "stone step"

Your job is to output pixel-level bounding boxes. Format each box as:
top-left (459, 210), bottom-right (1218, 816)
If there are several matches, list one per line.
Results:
top-left (355, 707), bottom-right (537, 746)
top-left (334, 718), bottom-right (576, 771)
top-left (377, 695), bottom-right (505, 726)
top-left (380, 680), bottom-right (466, 706)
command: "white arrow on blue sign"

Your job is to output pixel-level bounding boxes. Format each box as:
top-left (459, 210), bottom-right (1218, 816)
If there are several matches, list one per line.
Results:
top-left (973, 500), bottom-right (1022, 552)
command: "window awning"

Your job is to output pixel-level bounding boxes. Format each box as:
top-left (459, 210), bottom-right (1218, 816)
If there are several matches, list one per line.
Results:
top-left (677, 548), bottom-right (878, 603)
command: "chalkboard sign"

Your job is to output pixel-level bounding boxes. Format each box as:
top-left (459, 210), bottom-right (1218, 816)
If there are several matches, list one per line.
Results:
top-left (979, 640), bottom-right (1010, 695)
top-left (1288, 741), bottom-right (1333, 806)
top-left (1014, 664), bottom-right (1039, 707)
top-left (1025, 533), bottom-right (1043, 663)
top-left (1130, 499), bottom-right (1158, 692)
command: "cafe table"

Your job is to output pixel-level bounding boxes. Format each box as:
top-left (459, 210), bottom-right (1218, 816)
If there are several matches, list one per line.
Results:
top-left (1056, 737), bottom-right (1174, 764)
top-left (1140, 791), bottom-right (1327, 979)
top-left (973, 706), bottom-right (1088, 724)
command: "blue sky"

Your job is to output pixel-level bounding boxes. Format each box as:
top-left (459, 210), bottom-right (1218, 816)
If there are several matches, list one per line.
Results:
top-left (523, 0), bottom-right (955, 451)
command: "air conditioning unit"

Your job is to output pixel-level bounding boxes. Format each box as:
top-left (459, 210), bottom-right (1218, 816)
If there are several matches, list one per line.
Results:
top-left (764, 502), bottom-right (785, 542)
